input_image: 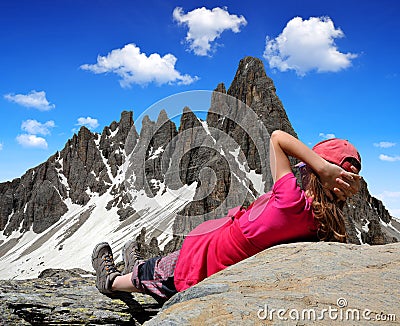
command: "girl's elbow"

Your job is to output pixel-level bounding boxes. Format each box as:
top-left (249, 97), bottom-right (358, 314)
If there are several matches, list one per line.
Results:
top-left (270, 130), bottom-right (285, 142)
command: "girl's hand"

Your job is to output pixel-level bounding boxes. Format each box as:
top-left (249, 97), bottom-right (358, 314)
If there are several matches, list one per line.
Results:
top-left (333, 165), bottom-right (361, 201)
top-left (320, 163), bottom-right (361, 201)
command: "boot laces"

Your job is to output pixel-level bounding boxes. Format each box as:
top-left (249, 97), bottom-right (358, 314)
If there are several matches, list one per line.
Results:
top-left (103, 253), bottom-right (117, 274)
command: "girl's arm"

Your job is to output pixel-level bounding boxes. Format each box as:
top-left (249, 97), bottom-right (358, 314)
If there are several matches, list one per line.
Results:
top-left (269, 130), bottom-right (360, 200)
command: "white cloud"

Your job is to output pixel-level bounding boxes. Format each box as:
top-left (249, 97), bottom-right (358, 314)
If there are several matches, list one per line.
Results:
top-left (76, 117), bottom-right (99, 130)
top-left (16, 134), bottom-right (48, 149)
top-left (379, 191), bottom-right (400, 199)
top-left (319, 132), bottom-right (336, 139)
top-left (263, 16), bottom-right (357, 76)
top-left (4, 90), bottom-right (55, 111)
top-left (374, 141), bottom-right (396, 148)
top-left (173, 6), bottom-right (247, 56)
top-left (80, 43), bottom-right (198, 87)
top-left (21, 120), bottom-right (55, 135)
top-left (379, 154), bottom-right (400, 162)
top-left (0, 143), bottom-right (3, 151)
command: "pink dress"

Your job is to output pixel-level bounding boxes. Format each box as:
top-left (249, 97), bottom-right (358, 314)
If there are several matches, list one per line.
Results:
top-left (174, 172), bottom-right (319, 292)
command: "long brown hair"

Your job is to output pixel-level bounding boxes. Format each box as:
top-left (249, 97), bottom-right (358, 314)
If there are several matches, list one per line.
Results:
top-left (305, 170), bottom-right (347, 242)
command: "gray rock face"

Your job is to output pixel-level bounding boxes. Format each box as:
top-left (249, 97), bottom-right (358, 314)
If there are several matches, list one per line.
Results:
top-left (226, 57), bottom-right (297, 139)
top-left (344, 179), bottom-right (397, 244)
top-left (62, 126), bottom-right (108, 205)
top-left (168, 105), bottom-right (248, 235)
top-left (99, 110), bottom-right (135, 178)
top-left (146, 242), bottom-right (400, 325)
top-left (0, 268), bottom-right (160, 325)
top-left (135, 110), bottom-right (178, 196)
top-left (0, 157), bottom-right (69, 235)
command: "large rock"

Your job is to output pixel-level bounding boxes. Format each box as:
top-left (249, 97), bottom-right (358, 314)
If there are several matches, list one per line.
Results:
top-left (146, 242), bottom-right (400, 325)
top-left (1, 242), bottom-right (398, 325)
top-left (0, 268), bottom-right (160, 325)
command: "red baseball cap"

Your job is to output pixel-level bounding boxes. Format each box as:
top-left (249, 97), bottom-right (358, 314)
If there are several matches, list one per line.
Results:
top-left (313, 138), bottom-right (361, 172)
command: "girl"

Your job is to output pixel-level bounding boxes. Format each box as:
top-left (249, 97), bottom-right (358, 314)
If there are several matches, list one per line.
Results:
top-left (92, 130), bottom-right (361, 303)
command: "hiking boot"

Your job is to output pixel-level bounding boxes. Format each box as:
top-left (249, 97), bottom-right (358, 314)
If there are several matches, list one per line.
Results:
top-left (122, 240), bottom-right (143, 275)
top-left (92, 242), bottom-right (121, 296)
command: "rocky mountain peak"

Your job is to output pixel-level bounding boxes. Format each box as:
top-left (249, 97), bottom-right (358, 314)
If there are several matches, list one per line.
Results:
top-left (231, 56), bottom-right (267, 84)
top-left (77, 125), bottom-right (92, 140)
top-left (178, 106), bottom-right (201, 133)
top-left (157, 109), bottom-right (169, 125)
top-left (119, 110), bottom-right (134, 132)
top-left (214, 82), bottom-right (226, 94)
top-left (141, 114), bottom-right (152, 126)
top-left (228, 56), bottom-right (296, 137)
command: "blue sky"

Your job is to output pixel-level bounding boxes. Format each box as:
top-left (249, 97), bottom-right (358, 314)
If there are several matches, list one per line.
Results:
top-left (1, 0), bottom-right (399, 217)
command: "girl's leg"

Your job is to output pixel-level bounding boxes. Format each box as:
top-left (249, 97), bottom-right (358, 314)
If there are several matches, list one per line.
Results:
top-left (111, 273), bottom-right (141, 293)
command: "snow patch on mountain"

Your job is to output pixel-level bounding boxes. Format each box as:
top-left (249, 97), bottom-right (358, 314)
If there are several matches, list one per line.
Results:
top-left (0, 177), bottom-right (197, 280)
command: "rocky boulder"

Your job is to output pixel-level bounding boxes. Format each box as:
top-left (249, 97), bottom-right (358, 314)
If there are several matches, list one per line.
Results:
top-left (1, 242), bottom-right (398, 325)
top-left (0, 268), bottom-right (160, 325)
top-left (146, 242), bottom-right (400, 325)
